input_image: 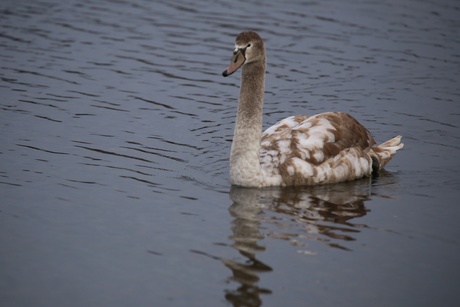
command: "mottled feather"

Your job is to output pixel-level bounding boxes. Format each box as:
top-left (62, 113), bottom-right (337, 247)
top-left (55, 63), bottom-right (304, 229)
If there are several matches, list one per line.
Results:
top-left (259, 112), bottom-right (392, 186)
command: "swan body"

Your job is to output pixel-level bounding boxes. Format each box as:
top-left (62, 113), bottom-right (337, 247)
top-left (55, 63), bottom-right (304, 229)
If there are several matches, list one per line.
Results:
top-left (222, 31), bottom-right (403, 187)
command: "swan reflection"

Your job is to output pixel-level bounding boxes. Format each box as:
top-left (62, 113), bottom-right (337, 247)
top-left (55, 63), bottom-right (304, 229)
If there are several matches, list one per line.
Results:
top-left (224, 189), bottom-right (272, 306)
top-left (224, 174), bottom-right (398, 306)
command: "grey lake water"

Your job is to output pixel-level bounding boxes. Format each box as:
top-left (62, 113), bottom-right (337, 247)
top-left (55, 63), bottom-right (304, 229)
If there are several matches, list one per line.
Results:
top-left (1, 0), bottom-right (460, 306)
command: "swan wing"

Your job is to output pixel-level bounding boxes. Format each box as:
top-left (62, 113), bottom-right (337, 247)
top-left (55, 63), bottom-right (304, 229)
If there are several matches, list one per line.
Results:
top-left (260, 112), bottom-right (376, 185)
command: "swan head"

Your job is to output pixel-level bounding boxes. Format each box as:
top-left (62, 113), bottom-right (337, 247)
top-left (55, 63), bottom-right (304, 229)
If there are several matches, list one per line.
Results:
top-left (222, 31), bottom-right (265, 77)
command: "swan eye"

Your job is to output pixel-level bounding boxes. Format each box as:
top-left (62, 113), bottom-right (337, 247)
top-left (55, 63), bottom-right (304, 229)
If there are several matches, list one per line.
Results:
top-left (247, 44), bottom-right (251, 47)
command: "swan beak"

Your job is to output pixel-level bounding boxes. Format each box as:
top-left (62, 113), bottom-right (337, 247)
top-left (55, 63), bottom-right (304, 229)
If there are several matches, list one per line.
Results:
top-left (222, 49), bottom-right (246, 77)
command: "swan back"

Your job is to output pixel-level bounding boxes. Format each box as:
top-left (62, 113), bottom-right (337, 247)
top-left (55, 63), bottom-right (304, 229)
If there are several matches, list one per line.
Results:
top-left (259, 112), bottom-right (378, 186)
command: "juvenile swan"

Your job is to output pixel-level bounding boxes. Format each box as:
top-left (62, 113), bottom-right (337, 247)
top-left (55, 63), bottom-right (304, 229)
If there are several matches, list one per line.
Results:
top-left (222, 31), bottom-right (403, 187)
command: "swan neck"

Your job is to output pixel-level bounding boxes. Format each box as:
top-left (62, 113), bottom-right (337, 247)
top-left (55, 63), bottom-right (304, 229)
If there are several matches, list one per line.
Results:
top-left (230, 60), bottom-right (266, 187)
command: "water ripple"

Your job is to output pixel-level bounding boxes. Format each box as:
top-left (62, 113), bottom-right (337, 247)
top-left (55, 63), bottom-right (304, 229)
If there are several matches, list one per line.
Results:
top-left (1, 0), bottom-right (460, 305)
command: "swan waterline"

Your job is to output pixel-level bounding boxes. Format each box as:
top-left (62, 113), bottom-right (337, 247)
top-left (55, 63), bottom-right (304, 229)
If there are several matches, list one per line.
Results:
top-left (222, 31), bottom-right (403, 187)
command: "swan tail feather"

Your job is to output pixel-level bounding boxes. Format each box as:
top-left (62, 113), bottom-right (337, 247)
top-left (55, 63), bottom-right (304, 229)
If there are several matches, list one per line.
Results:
top-left (369, 135), bottom-right (404, 172)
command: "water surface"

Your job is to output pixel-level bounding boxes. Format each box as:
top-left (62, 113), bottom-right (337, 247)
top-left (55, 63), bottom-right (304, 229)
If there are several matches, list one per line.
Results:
top-left (1, 0), bottom-right (460, 306)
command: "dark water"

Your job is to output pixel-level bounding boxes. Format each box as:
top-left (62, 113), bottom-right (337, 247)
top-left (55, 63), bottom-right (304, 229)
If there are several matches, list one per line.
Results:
top-left (1, 0), bottom-right (460, 306)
